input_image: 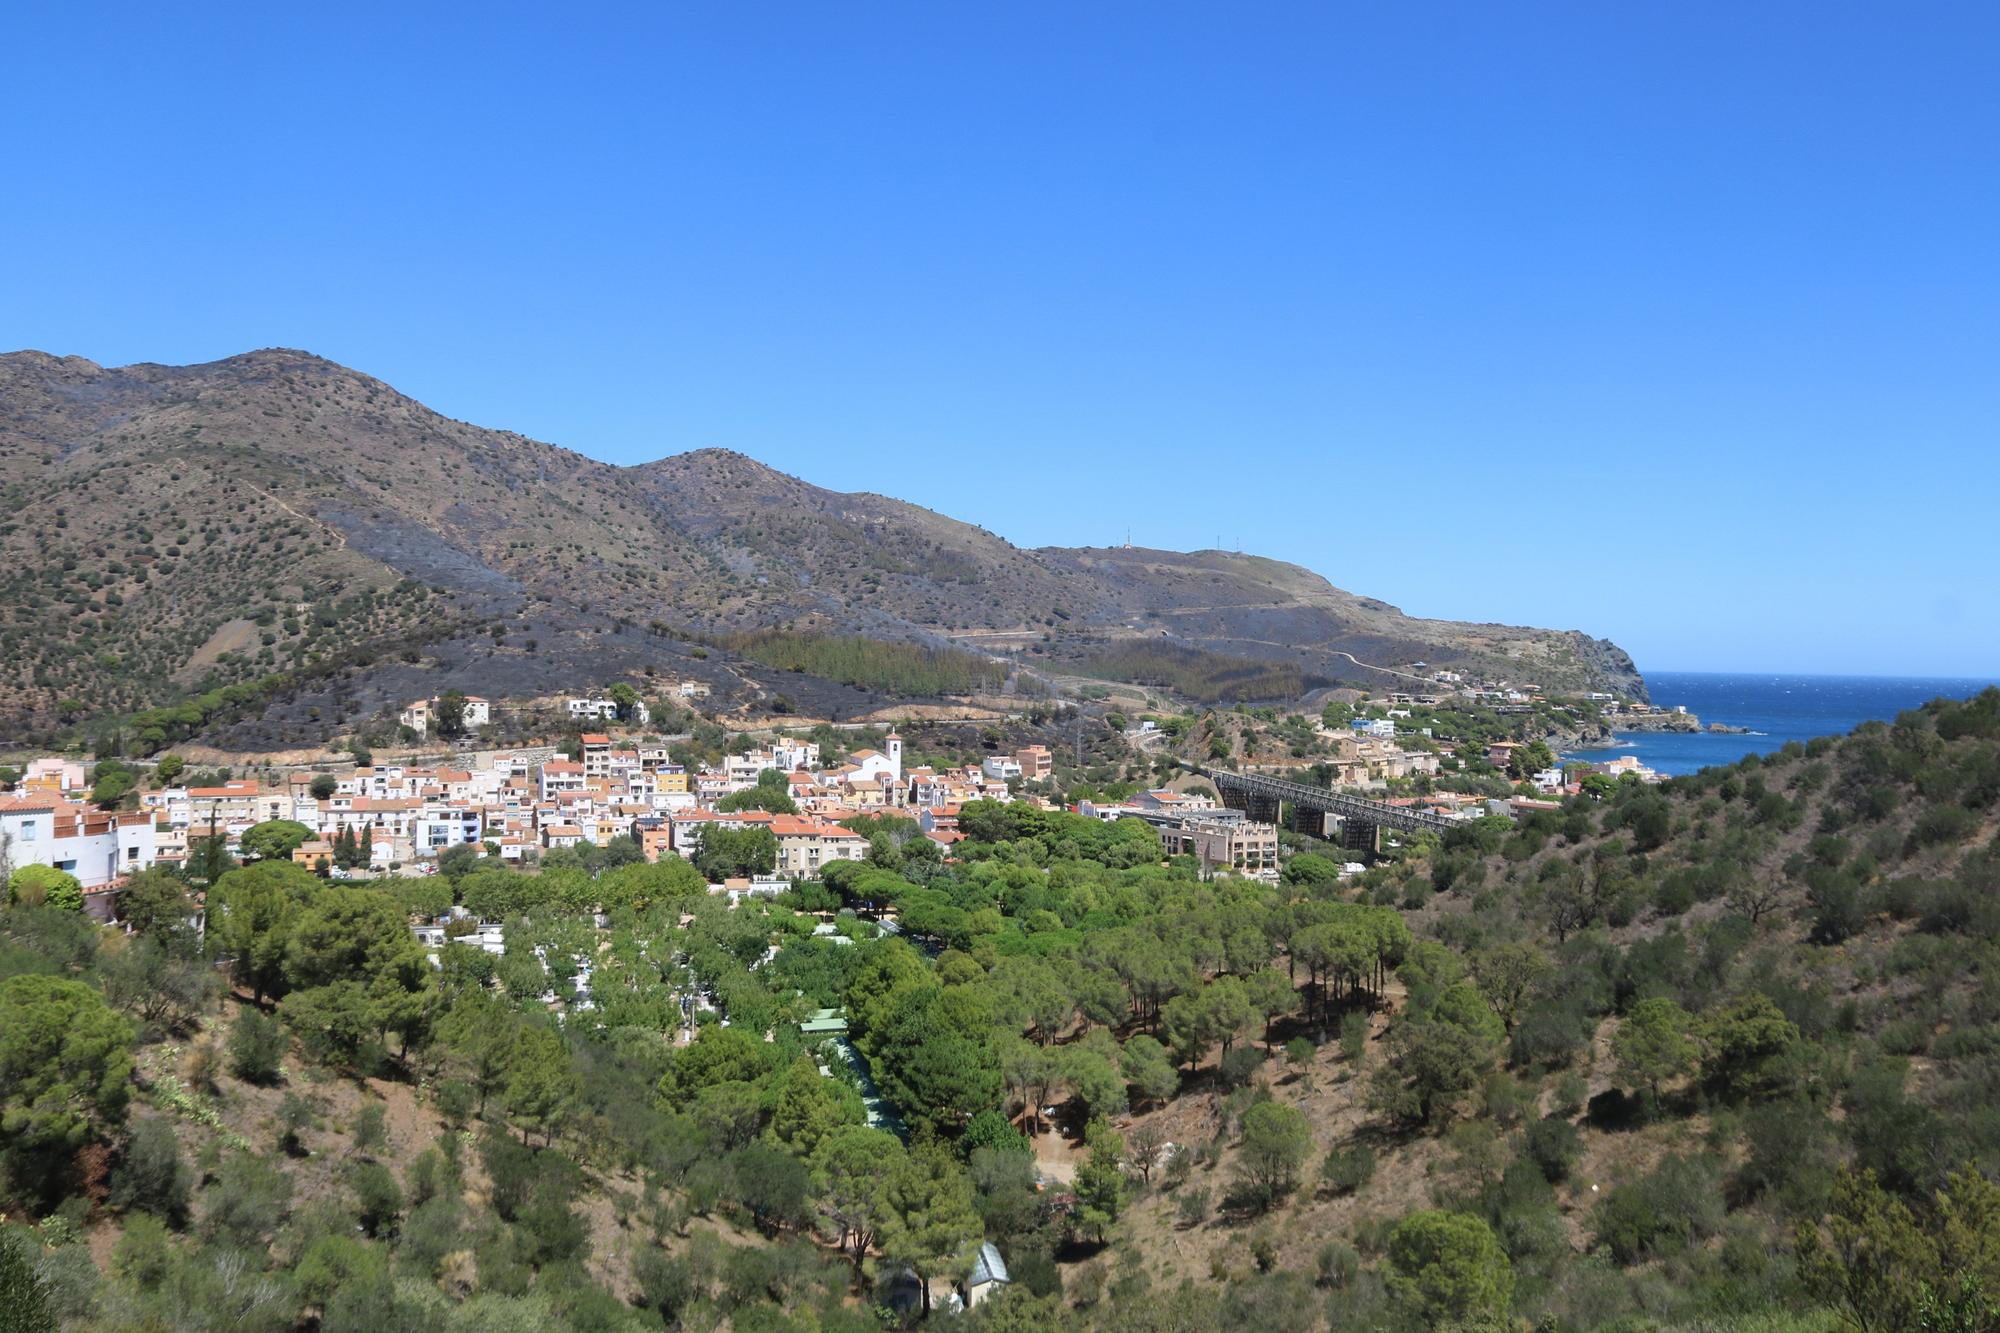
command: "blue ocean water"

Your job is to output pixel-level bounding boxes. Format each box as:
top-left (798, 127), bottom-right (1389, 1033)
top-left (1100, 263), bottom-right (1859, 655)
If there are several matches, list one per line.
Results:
top-left (1561, 672), bottom-right (2000, 777)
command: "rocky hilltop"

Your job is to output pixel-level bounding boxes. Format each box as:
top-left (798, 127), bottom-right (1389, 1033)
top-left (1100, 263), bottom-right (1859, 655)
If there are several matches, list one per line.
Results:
top-left (0, 348), bottom-right (1644, 739)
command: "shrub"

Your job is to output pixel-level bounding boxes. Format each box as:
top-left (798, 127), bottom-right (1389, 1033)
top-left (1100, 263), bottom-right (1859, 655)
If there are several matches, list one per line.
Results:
top-left (635, 1249), bottom-right (698, 1321)
top-left (1321, 1143), bottom-right (1376, 1195)
top-left (1218, 1046), bottom-right (1266, 1090)
top-left (9, 865), bottom-right (84, 911)
top-left (111, 1117), bottom-right (191, 1225)
top-left (436, 1078), bottom-right (476, 1128)
top-left (1590, 1154), bottom-right (1725, 1263)
top-left (348, 1160), bottom-right (403, 1238)
top-left (1510, 1001), bottom-right (1591, 1069)
top-left (352, 1103), bottom-right (387, 1155)
top-left (1913, 805), bottom-right (1975, 847)
top-left (276, 1092), bottom-right (315, 1156)
top-left (198, 1151), bottom-right (293, 1247)
top-left (1316, 1241), bottom-right (1360, 1290)
top-left (227, 1010), bottom-right (286, 1084)
top-left (1523, 1116), bottom-right (1581, 1183)
top-left (1552, 1072), bottom-right (1589, 1116)
top-left (0, 1231), bottom-right (56, 1331)
top-left (1340, 1011), bottom-right (1370, 1067)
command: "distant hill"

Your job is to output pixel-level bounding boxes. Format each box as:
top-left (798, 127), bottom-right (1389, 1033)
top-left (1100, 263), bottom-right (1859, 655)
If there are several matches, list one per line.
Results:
top-left (0, 348), bottom-right (1643, 743)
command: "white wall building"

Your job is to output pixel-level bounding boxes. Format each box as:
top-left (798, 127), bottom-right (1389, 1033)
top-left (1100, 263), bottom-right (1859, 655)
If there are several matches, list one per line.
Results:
top-left (0, 795), bottom-right (157, 894)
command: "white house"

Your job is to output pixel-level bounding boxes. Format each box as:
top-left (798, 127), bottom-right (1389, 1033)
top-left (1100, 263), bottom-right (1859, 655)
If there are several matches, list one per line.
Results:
top-left (399, 699), bottom-right (433, 736)
top-left (401, 694), bottom-right (489, 736)
top-left (415, 808), bottom-right (485, 855)
top-left (567, 696), bottom-right (650, 724)
top-left (981, 755), bottom-right (1023, 782)
top-left (0, 795), bottom-right (157, 905)
top-left (724, 749), bottom-right (777, 783)
top-left (770, 736), bottom-right (820, 772)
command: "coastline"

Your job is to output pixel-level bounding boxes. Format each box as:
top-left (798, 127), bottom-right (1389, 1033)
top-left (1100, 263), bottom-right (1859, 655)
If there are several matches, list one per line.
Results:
top-left (1547, 708), bottom-right (1749, 754)
top-left (1557, 671), bottom-right (2000, 779)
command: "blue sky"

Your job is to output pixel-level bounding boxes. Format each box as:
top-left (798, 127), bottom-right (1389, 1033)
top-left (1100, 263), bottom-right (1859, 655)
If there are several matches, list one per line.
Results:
top-left (5, 3), bottom-right (1997, 677)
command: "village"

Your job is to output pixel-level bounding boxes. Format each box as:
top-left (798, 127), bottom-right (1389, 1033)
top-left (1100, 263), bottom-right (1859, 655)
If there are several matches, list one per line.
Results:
top-left (0, 674), bottom-right (1668, 924)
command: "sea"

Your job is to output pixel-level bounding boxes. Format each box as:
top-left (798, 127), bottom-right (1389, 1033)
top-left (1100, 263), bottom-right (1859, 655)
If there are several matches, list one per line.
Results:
top-left (1560, 672), bottom-right (2000, 778)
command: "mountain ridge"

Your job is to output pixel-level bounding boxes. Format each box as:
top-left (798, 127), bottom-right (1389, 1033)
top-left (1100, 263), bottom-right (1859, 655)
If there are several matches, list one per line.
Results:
top-left (0, 347), bottom-right (1643, 741)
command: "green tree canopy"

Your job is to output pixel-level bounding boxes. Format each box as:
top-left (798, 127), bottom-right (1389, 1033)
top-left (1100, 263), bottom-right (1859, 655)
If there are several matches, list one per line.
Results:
top-left (769, 1052), bottom-right (862, 1158)
top-left (1236, 1101), bottom-right (1314, 1208)
top-left (880, 1142), bottom-right (983, 1313)
top-left (1700, 992), bottom-right (1803, 1098)
top-left (240, 819), bottom-right (312, 862)
top-left (435, 689), bottom-right (468, 738)
top-left (0, 974), bottom-right (136, 1196)
top-left (1613, 996), bottom-right (1697, 1101)
top-left (697, 825), bottom-right (779, 880)
top-left (9, 864), bottom-right (84, 911)
top-left (1385, 1209), bottom-right (1515, 1323)
top-left (116, 868), bottom-right (198, 948)
top-left (283, 885), bottom-right (421, 991)
top-left (207, 861), bottom-right (319, 1003)
top-left (814, 1124), bottom-right (906, 1269)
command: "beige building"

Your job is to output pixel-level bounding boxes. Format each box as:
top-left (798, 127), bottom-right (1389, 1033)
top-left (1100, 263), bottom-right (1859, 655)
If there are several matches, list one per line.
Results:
top-left (770, 815), bottom-right (867, 878)
top-left (1159, 814), bottom-right (1280, 878)
top-left (1015, 745), bottom-right (1053, 780)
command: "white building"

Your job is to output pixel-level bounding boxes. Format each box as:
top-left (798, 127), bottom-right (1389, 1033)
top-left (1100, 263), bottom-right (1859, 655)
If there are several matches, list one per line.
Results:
top-left (567, 696), bottom-right (650, 724)
top-left (415, 808), bottom-right (485, 855)
top-left (399, 699), bottom-right (433, 735)
top-left (771, 736), bottom-right (821, 773)
top-left (0, 794), bottom-right (158, 904)
top-left (847, 733), bottom-right (903, 787)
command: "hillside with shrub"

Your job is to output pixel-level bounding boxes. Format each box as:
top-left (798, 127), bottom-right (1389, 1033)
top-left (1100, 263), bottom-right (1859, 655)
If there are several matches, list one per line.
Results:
top-left (4, 694), bottom-right (1997, 1329)
top-left (0, 347), bottom-right (1642, 747)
